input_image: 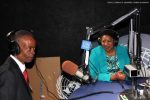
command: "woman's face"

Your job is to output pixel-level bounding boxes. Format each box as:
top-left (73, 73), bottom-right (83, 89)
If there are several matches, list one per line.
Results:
top-left (100, 35), bottom-right (115, 52)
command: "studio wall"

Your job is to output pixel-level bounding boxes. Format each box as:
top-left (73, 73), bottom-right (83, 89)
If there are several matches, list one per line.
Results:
top-left (0, 0), bottom-right (150, 65)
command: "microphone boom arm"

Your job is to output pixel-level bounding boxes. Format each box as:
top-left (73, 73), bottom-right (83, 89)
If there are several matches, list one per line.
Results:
top-left (111, 8), bottom-right (139, 26)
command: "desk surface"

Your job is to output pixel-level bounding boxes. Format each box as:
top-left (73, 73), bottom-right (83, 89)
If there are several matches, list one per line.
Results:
top-left (68, 78), bottom-right (148, 100)
top-left (68, 81), bottom-right (132, 100)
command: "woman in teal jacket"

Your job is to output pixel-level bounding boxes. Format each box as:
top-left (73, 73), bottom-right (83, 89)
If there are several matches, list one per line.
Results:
top-left (89, 29), bottom-right (130, 82)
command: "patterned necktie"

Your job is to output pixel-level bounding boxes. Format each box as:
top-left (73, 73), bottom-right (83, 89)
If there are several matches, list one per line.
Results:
top-left (23, 69), bottom-right (29, 84)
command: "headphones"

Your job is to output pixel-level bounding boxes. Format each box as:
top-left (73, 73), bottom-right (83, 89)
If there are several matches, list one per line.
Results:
top-left (6, 30), bottom-right (20, 55)
top-left (6, 30), bottom-right (34, 55)
top-left (97, 29), bottom-right (119, 46)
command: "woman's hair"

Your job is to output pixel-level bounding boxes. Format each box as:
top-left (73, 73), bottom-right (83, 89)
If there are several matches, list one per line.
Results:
top-left (98, 29), bottom-right (119, 46)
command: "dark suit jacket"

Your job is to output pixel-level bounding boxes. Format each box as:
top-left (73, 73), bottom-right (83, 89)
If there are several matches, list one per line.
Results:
top-left (0, 57), bottom-right (32, 100)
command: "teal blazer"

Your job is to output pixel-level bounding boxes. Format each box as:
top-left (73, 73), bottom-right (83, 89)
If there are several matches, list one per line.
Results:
top-left (89, 45), bottom-right (130, 82)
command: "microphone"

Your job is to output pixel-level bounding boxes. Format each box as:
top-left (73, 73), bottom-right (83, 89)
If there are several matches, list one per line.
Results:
top-left (62, 60), bottom-right (90, 82)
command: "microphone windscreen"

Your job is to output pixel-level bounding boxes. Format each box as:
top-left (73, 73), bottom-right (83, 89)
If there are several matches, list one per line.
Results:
top-left (62, 60), bottom-right (78, 75)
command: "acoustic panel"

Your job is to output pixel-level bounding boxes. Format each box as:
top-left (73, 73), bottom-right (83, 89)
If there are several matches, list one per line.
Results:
top-left (27, 57), bottom-right (61, 100)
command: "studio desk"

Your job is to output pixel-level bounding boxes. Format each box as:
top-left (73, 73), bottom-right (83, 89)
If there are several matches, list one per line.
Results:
top-left (68, 78), bottom-right (150, 100)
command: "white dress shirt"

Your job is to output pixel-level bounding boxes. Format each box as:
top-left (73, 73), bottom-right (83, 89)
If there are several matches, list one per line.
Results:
top-left (10, 55), bottom-right (25, 73)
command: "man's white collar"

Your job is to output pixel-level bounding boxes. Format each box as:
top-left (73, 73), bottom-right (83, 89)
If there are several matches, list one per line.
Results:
top-left (10, 55), bottom-right (25, 73)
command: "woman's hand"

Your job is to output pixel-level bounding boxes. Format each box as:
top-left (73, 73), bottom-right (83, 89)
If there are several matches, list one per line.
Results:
top-left (110, 71), bottom-right (126, 81)
top-left (115, 71), bottom-right (126, 81)
top-left (110, 74), bottom-right (117, 80)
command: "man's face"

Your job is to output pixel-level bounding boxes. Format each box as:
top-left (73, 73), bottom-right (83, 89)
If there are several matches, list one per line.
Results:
top-left (17, 35), bottom-right (36, 64)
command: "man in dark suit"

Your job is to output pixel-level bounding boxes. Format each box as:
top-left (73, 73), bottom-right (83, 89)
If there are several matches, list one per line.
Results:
top-left (0, 30), bottom-right (36, 100)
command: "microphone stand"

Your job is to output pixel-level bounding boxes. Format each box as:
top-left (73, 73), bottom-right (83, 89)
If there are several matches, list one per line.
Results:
top-left (82, 27), bottom-right (93, 84)
top-left (84, 27), bottom-right (92, 68)
top-left (111, 8), bottom-right (139, 26)
top-left (128, 18), bottom-right (138, 99)
top-left (143, 63), bottom-right (150, 98)
top-left (123, 9), bottom-right (144, 100)
top-left (133, 8), bottom-right (142, 99)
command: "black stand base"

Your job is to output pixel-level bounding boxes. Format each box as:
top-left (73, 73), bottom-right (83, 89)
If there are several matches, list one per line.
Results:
top-left (119, 89), bottom-right (150, 100)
